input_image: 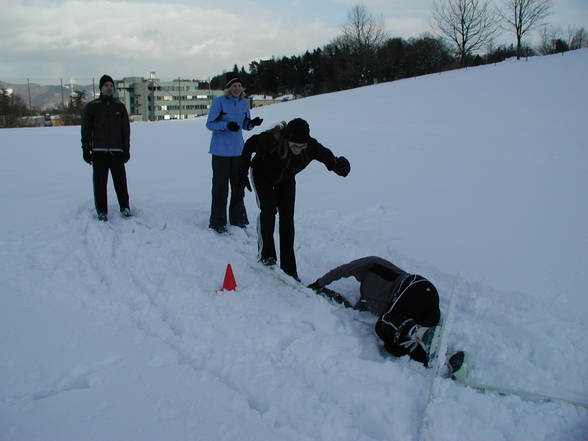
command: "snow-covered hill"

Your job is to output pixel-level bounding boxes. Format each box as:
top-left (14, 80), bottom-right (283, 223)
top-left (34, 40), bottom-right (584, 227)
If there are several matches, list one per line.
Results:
top-left (1, 50), bottom-right (587, 441)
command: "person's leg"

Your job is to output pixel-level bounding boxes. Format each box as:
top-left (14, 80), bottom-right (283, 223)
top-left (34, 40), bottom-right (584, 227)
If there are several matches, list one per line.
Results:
top-left (253, 173), bottom-right (277, 263)
top-left (228, 156), bottom-right (248, 226)
top-left (375, 311), bottom-right (431, 366)
top-left (252, 172), bottom-right (277, 263)
top-left (276, 179), bottom-right (297, 279)
top-left (92, 152), bottom-right (109, 216)
top-left (109, 154), bottom-right (130, 211)
top-left (209, 155), bottom-right (230, 229)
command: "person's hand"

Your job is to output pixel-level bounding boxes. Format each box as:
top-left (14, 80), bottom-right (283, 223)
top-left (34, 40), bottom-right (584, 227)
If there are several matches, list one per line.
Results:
top-left (227, 121), bottom-right (240, 131)
top-left (238, 177), bottom-right (252, 197)
top-left (250, 117), bottom-right (263, 127)
top-left (83, 150), bottom-right (92, 164)
top-left (333, 156), bottom-right (350, 177)
top-left (122, 151), bottom-right (130, 163)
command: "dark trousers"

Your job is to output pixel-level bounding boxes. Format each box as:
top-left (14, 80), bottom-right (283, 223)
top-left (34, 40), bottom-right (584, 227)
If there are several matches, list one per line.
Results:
top-left (253, 172), bottom-right (298, 278)
top-left (209, 155), bottom-right (248, 228)
top-left (375, 311), bottom-right (432, 366)
top-left (92, 152), bottom-right (129, 214)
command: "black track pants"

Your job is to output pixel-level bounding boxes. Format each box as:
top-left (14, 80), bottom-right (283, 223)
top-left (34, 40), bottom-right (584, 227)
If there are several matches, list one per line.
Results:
top-left (252, 173), bottom-right (298, 278)
top-left (92, 152), bottom-right (129, 214)
top-left (209, 155), bottom-right (248, 228)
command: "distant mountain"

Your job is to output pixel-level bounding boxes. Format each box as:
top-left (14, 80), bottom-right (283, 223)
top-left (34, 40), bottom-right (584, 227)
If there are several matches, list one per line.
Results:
top-left (0, 80), bottom-right (97, 111)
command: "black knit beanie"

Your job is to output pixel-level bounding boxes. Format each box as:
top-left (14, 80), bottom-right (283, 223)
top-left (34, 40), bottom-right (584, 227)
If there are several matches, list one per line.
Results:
top-left (225, 73), bottom-right (241, 89)
top-left (286, 118), bottom-right (310, 143)
top-left (99, 74), bottom-right (114, 90)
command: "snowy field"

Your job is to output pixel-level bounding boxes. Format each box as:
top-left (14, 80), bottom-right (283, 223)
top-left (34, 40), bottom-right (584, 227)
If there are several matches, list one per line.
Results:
top-left (1, 50), bottom-right (587, 441)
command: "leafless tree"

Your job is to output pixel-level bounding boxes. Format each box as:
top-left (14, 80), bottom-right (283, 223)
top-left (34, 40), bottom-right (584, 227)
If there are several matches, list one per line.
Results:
top-left (537, 24), bottom-right (560, 54)
top-left (499, 0), bottom-right (552, 59)
top-left (432, 0), bottom-right (499, 64)
top-left (341, 4), bottom-right (388, 52)
top-left (339, 4), bottom-right (388, 85)
top-left (568, 26), bottom-right (588, 50)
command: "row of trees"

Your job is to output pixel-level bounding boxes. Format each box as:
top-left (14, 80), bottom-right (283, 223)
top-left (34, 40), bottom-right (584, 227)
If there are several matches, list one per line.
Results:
top-left (0, 88), bottom-right (87, 128)
top-left (210, 1), bottom-right (585, 97)
top-left (0, 89), bottom-right (28, 128)
top-left (432, 0), bottom-right (586, 62)
top-left (211, 34), bottom-right (456, 97)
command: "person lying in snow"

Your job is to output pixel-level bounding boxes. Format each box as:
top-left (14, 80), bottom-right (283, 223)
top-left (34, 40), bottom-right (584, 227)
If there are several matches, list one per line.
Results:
top-left (308, 256), bottom-right (466, 378)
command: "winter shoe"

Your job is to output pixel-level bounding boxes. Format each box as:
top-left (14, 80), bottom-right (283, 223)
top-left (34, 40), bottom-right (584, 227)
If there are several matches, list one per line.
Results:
top-left (260, 257), bottom-right (277, 266)
top-left (120, 207), bottom-right (132, 217)
top-left (210, 225), bottom-right (228, 234)
top-left (399, 324), bottom-right (441, 361)
top-left (97, 213), bottom-right (108, 222)
top-left (443, 351), bottom-right (469, 381)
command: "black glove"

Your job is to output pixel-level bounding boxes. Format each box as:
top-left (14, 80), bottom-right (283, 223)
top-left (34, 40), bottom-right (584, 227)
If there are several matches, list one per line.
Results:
top-left (83, 150), bottom-right (92, 164)
top-left (227, 121), bottom-right (240, 131)
top-left (122, 151), bottom-right (130, 163)
top-left (307, 280), bottom-right (323, 292)
top-left (249, 117), bottom-right (263, 127)
top-left (333, 156), bottom-right (350, 177)
top-left (238, 177), bottom-right (252, 197)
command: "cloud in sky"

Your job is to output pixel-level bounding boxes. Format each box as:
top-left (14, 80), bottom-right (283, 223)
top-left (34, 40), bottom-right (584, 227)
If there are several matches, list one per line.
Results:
top-left (1, 0), bottom-right (587, 84)
top-left (1, 0), bottom-right (340, 82)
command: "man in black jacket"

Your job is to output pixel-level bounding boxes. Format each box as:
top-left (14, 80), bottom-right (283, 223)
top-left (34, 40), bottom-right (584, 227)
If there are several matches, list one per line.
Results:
top-left (81, 74), bottom-right (131, 221)
top-left (239, 118), bottom-right (350, 280)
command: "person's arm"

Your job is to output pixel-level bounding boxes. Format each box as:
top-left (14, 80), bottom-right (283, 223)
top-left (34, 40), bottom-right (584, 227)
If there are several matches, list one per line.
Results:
top-left (121, 103), bottom-right (130, 152)
top-left (315, 286), bottom-right (354, 308)
top-left (80, 102), bottom-right (94, 152)
top-left (307, 138), bottom-right (337, 170)
top-left (313, 256), bottom-right (401, 289)
top-left (238, 133), bottom-right (265, 194)
top-left (242, 104), bottom-right (253, 131)
top-left (307, 138), bottom-right (350, 177)
top-left (205, 98), bottom-right (228, 132)
top-left (120, 103), bottom-right (131, 162)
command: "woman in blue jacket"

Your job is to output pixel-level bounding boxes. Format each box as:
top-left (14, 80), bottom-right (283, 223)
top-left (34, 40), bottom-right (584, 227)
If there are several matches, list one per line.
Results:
top-left (206, 74), bottom-right (262, 233)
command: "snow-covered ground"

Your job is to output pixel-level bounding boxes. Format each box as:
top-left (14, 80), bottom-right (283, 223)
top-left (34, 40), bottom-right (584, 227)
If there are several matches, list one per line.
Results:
top-left (1, 50), bottom-right (587, 441)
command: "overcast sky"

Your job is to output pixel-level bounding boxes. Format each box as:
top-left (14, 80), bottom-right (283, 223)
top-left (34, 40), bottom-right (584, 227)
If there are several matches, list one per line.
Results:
top-left (1, 0), bottom-right (587, 84)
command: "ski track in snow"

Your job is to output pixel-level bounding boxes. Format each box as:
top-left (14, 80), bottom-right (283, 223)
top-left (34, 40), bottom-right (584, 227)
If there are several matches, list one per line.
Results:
top-left (4, 202), bottom-right (587, 440)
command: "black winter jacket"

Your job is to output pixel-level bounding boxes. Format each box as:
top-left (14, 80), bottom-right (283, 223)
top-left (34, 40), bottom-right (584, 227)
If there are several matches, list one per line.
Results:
top-left (81, 95), bottom-right (130, 154)
top-left (239, 129), bottom-right (338, 185)
top-left (316, 256), bottom-right (440, 326)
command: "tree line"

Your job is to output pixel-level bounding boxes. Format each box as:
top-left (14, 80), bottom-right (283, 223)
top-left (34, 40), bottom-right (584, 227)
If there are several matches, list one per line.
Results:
top-left (209, 1), bottom-right (586, 97)
top-left (0, 89), bottom-right (29, 128)
top-left (0, 87), bottom-right (87, 128)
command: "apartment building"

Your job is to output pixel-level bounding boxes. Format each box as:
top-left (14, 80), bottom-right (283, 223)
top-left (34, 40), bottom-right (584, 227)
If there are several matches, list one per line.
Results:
top-left (115, 74), bottom-right (223, 121)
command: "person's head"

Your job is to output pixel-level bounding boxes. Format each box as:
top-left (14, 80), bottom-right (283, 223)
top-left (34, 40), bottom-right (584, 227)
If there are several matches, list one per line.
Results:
top-left (225, 74), bottom-right (243, 98)
top-left (99, 74), bottom-right (115, 96)
top-left (286, 118), bottom-right (310, 155)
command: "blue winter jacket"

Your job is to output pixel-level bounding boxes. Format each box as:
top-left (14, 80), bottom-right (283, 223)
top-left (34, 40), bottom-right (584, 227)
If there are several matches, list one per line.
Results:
top-left (206, 94), bottom-right (253, 157)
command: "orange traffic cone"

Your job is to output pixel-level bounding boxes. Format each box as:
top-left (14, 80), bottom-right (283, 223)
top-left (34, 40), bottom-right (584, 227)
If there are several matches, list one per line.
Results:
top-left (220, 263), bottom-right (237, 291)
